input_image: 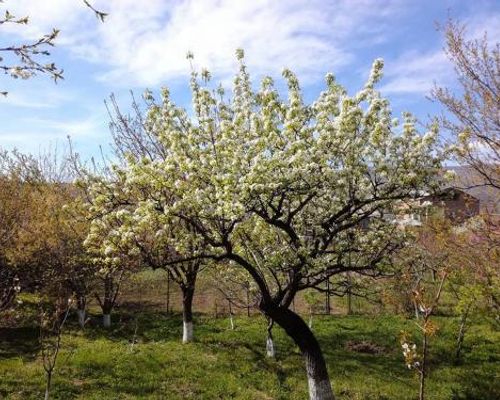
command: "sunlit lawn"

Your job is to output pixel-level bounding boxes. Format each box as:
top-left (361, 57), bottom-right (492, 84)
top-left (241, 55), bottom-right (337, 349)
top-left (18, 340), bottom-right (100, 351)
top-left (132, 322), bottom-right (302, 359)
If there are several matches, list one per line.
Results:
top-left (0, 301), bottom-right (498, 399)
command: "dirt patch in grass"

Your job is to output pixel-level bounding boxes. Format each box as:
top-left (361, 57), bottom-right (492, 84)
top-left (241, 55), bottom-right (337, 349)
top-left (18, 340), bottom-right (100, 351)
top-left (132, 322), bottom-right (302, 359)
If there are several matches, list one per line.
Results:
top-left (345, 340), bottom-right (386, 354)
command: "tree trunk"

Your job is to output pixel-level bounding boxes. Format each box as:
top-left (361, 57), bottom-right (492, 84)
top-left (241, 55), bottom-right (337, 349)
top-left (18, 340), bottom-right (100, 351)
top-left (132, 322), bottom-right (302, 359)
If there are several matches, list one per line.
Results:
top-left (182, 285), bottom-right (194, 343)
top-left (103, 314), bottom-right (111, 328)
top-left (346, 273), bottom-right (353, 315)
top-left (75, 290), bottom-right (87, 329)
top-left (100, 275), bottom-right (114, 328)
top-left (166, 270), bottom-right (171, 314)
top-left (419, 370), bottom-right (425, 400)
top-left (266, 334), bottom-right (276, 358)
top-left (420, 333), bottom-right (428, 400)
top-left (325, 279), bottom-right (331, 315)
top-left (76, 294), bottom-right (86, 329)
top-left (246, 286), bottom-right (251, 317)
top-left (266, 317), bottom-right (275, 358)
top-left (455, 302), bottom-right (471, 362)
top-left (265, 306), bottom-right (335, 400)
top-left (77, 309), bottom-right (86, 329)
top-left (44, 371), bottom-right (52, 400)
top-left (228, 299), bottom-right (235, 330)
top-left (414, 300), bottom-right (420, 320)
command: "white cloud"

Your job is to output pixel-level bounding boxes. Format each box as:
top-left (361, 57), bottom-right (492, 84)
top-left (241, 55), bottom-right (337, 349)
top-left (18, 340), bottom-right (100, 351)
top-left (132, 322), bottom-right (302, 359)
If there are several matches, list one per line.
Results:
top-left (0, 113), bottom-right (107, 152)
top-left (0, 85), bottom-right (75, 109)
top-left (3, 0), bottom-right (405, 87)
top-left (1, 0), bottom-right (90, 42)
top-left (464, 14), bottom-right (500, 43)
top-left (380, 50), bottom-right (452, 95)
top-left (379, 12), bottom-right (500, 96)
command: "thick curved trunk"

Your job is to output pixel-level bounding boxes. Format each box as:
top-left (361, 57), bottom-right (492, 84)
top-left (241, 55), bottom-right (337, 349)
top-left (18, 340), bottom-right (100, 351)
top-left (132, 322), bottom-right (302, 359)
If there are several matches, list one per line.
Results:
top-left (182, 286), bottom-right (194, 343)
top-left (265, 306), bottom-right (334, 400)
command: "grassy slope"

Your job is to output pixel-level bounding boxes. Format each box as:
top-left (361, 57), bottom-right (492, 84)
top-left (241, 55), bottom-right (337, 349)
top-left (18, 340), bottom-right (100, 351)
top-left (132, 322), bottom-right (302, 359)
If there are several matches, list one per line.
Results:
top-left (0, 307), bottom-right (498, 400)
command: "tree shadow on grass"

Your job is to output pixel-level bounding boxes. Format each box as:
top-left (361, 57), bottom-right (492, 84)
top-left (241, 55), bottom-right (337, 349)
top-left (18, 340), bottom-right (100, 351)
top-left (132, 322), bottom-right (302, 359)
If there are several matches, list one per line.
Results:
top-left (77, 307), bottom-right (224, 346)
top-left (450, 367), bottom-right (500, 400)
top-left (0, 326), bottom-right (39, 360)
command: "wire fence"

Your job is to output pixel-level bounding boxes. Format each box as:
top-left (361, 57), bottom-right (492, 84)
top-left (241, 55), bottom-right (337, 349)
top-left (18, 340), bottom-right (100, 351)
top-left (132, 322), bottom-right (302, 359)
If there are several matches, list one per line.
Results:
top-left (118, 270), bottom-right (382, 318)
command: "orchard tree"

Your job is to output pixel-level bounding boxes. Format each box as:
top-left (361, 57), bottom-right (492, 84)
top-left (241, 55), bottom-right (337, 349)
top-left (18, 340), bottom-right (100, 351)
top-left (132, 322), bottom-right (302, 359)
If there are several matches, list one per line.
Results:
top-left (432, 18), bottom-right (499, 190)
top-left (80, 195), bottom-right (133, 329)
top-left (0, 149), bottom-right (62, 311)
top-left (398, 218), bottom-right (451, 400)
top-left (70, 150), bottom-right (134, 329)
top-left (77, 117), bottom-right (205, 340)
top-left (84, 195), bottom-right (205, 341)
top-left (127, 220), bottom-right (205, 343)
top-left (447, 216), bottom-right (500, 330)
top-left (91, 51), bottom-right (442, 400)
top-left (210, 263), bottom-right (257, 327)
top-left (60, 201), bottom-right (96, 329)
top-left (4, 149), bottom-right (97, 329)
top-left (39, 290), bottom-right (73, 400)
top-left (0, 151), bottom-right (28, 311)
top-left (432, 18), bottom-right (499, 355)
top-left (304, 290), bottom-right (323, 329)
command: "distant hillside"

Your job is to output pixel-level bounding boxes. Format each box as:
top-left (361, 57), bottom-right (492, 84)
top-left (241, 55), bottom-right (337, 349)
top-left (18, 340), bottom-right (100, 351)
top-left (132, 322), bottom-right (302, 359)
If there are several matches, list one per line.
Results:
top-left (446, 166), bottom-right (499, 214)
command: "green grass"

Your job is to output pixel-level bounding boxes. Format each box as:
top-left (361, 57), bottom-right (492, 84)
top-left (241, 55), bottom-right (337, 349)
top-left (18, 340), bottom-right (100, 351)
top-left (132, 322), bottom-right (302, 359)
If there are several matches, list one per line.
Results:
top-left (0, 305), bottom-right (499, 399)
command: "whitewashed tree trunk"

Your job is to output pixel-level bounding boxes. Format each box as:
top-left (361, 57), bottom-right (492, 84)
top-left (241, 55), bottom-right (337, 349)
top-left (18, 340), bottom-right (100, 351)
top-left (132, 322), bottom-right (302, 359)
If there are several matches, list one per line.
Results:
top-left (307, 373), bottom-right (334, 400)
top-left (77, 309), bottom-right (86, 329)
top-left (266, 317), bottom-right (276, 358)
top-left (44, 371), bottom-right (52, 400)
top-left (182, 321), bottom-right (193, 343)
top-left (228, 299), bottom-right (235, 330)
top-left (181, 284), bottom-right (195, 343)
top-left (266, 336), bottom-right (275, 358)
top-left (103, 314), bottom-right (111, 328)
top-left (268, 307), bottom-right (335, 400)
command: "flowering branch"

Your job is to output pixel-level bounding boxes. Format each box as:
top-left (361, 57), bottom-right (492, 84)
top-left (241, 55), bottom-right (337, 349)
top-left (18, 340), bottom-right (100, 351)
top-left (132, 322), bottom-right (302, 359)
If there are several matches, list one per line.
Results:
top-left (0, 0), bottom-right (107, 95)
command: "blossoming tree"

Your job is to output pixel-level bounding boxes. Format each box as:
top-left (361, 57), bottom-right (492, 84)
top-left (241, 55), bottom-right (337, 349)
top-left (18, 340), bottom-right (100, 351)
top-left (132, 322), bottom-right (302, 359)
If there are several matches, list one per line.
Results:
top-left (78, 170), bottom-right (137, 328)
top-left (124, 217), bottom-right (205, 344)
top-left (88, 50), bottom-right (442, 400)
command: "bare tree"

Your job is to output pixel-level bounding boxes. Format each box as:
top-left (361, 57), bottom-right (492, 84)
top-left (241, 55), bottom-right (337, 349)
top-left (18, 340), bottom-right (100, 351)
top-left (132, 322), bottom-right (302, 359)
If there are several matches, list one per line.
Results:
top-left (39, 294), bottom-right (73, 400)
top-left (432, 18), bottom-right (499, 190)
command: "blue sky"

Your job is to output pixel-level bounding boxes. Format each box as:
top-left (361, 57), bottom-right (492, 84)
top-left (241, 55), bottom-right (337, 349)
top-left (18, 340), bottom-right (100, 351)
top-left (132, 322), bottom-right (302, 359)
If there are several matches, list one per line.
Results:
top-left (1, 0), bottom-right (499, 159)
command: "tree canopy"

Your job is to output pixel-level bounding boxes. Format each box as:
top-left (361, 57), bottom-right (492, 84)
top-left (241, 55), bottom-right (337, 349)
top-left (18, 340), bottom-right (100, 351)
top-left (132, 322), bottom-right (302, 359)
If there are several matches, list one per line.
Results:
top-left (82, 50), bottom-right (443, 400)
